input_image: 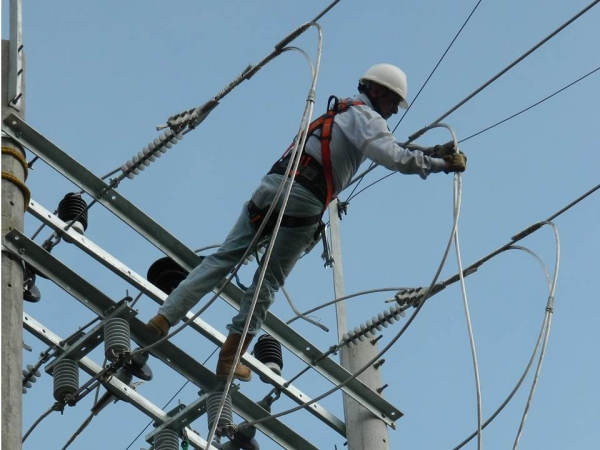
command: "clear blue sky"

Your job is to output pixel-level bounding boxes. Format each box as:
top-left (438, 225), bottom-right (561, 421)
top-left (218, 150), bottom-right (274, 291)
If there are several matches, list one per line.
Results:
top-left (3, 1), bottom-right (599, 449)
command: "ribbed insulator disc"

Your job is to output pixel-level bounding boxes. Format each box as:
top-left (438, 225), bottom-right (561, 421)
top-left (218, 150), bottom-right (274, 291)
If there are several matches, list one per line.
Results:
top-left (154, 429), bottom-right (179, 450)
top-left (57, 193), bottom-right (88, 231)
top-left (207, 391), bottom-right (234, 436)
top-left (53, 359), bottom-right (79, 401)
top-left (104, 318), bottom-right (131, 361)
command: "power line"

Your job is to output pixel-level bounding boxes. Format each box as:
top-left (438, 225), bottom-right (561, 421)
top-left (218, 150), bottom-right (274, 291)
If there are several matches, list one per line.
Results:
top-left (423, 0), bottom-right (600, 129)
top-left (345, 0), bottom-right (597, 197)
top-left (347, 65), bottom-right (600, 202)
top-left (460, 65), bottom-right (600, 143)
top-left (346, 0), bottom-right (484, 202)
top-left (391, 0), bottom-right (485, 134)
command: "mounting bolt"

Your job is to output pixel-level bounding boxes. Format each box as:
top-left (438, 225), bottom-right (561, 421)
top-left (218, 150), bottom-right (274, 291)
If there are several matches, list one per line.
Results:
top-left (373, 359), bottom-right (386, 370)
top-left (376, 384), bottom-right (389, 394)
top-left (370, 335), bottom-right (383, 345)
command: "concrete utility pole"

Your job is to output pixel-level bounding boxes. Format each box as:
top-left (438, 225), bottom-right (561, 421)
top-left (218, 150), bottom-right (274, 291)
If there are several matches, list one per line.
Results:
top-left (329, 201), bottom-right (390, 450)
top-left (2, 0), bottom-right (26, 448)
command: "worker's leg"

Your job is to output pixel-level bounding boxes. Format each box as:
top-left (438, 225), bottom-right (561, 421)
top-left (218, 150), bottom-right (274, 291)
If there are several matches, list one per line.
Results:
top-left (227, 220), bottom-right (320, 335)
top-left (158, 201), bottom-right (259, 325)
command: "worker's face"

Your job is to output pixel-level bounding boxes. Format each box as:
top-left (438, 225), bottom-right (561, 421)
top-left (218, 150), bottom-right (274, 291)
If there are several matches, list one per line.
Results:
top-left (372, 86), bottom-right (402, 119)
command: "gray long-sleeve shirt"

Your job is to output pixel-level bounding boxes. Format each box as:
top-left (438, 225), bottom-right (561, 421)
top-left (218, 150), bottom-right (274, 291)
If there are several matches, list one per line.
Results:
top-left (303, 93), bottom-right (446, 198)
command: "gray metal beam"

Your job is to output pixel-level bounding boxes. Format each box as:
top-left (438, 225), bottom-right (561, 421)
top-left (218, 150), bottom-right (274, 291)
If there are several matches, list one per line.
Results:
top-left (8, 0), bottom-right (24, 111)
top-left (22, 312), bottom-right (215, 450)
top-left (3, 114), bottom-right (401, 426)
top-left (5, 230), bottom-right (320, 450)
top-left (26, 199), bottom-right (347, 436)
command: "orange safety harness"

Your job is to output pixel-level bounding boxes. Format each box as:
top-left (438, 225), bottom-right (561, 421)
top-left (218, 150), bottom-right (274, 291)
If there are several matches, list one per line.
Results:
top-left (251, 96), bottom-right (365, 232)
top-left (270, 95), bottom-right (365, 208)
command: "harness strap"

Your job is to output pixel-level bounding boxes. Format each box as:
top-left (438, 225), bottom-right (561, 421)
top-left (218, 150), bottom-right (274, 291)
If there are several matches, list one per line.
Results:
top-left (247, 200), bottom-right (321, 234)
top-left (268, 96), bottom-right (365, 211)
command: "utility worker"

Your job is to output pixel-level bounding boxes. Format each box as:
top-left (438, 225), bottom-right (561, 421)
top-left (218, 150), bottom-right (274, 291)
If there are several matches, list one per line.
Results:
top-left (146, 63), bottom-right (467, 382)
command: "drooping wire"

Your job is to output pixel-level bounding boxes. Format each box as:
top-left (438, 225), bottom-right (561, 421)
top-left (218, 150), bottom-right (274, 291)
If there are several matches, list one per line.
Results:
top-left (205, 23), bottom-right (325, 447)
top-left (286, 286), bottom-right (411, 325)
top-left (453, 225), bottom-right (559, 449)
top-left (239, 124), bottom-right (463, 431)
top-left (512, 222), bottom-right (559, 449)
top-left (452, 173), bottom-right (483, 450)
top-left (122, 347), bottom-right (219, 450)
top-left (282, 285), bottom-right (329, 332)
top-left (22, 403), bottom-right (62, 443)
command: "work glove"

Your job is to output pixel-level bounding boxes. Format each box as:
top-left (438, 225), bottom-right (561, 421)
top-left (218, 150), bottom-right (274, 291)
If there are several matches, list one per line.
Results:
top-left (443, 152), bottom-right (467, 173)
top-left (431, 141), bottom-right (457, 158)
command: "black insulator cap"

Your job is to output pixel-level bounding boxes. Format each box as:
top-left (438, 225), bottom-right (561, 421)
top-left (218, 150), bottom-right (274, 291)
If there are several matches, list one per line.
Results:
top-left (123, 349), bottom-right (153, 381)
top-left (147, 256), bottom-right (190, 294)
top-left (57, 193), bottom-right (88, 231)
top-left (23, 265), bottom-right (41, 302)
top-left (253, 334), bottom-right (284, 373)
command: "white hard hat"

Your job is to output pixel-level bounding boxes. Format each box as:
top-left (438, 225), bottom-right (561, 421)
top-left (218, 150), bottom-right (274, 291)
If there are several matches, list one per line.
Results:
top-left (360, 63), bottom-right (409, 109)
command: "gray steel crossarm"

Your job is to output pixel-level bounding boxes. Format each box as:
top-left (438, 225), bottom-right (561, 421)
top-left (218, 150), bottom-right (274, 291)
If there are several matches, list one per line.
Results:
top-left (4, 114), bottom-right (401, 426)
top-left (22, 312), bottom-right (215, 450)
top-left (6, 231), bottom-right (320, 450)
top-left (24, 201), bottom-right (347, 436)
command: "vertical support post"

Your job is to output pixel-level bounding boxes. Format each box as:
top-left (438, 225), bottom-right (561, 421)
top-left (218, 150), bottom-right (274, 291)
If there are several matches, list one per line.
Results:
top-left (2, 2), bottom-right (25, 447)
top-left (8, 0), bottom-right (24, 111)
top-left (328, 201), bottom-right (390, 450)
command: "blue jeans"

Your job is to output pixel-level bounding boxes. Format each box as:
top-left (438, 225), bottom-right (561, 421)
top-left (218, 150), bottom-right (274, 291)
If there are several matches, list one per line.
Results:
top-left (158, 174), bottom-right (324, 335)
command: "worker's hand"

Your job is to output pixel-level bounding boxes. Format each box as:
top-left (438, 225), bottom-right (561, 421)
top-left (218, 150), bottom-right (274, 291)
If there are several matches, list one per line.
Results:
top-left (432, 141), bottom-right (457, 158)
top-left (443, 152), bottom-right (467, 173)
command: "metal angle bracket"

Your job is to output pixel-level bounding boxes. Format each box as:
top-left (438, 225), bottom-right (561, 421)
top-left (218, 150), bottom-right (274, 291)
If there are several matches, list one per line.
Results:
top-left (7, 231), bottom-right (320, 450)
top-left (44, 299), bottom-right (136, 375)
top-left (4, 114), bottom-right (401, 427)
top-left (22, 312), bottom-right (216, 450)
top-left (25, 199), bottom-right (348, 436)
top-left (2, 114), bottom-right (199, 272)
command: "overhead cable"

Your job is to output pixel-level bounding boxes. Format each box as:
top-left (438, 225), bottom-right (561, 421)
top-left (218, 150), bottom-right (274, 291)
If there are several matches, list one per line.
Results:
top-left (392, 0), bottom-right (485, 133)
top-left (346, 66), bottom-right (600, 203)
top-left (346, 0), bottom-right (599, 196)
top-left (419, 0), bottom-right (600, 132)
top-left (460, 65), bottom-right (600, 143)
top-left (346, 0), bottom-right (484, 202)
top-left (453, 234), bottom-right (559, 450)
top-left (239, 123), bottom-right (463, 432)
top-left (205, 24), bottom-right (325, 447)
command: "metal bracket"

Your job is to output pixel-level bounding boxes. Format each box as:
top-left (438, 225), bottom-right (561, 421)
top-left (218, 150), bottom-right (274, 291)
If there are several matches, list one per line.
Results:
top-left (7, 231), bottom-right (320, 450)
top-left (3, 114), bottom-right (402, 428)
top-left (44, 300), bottom-right (136, 375)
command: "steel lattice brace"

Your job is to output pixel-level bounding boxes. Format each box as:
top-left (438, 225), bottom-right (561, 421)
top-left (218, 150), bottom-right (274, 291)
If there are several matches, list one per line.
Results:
top-left (3, 113), bottom-right (401, 425)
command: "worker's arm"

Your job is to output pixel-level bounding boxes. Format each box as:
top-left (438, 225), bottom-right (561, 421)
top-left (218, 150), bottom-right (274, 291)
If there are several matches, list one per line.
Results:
top-left (339, 106), bottom-right (447, 179)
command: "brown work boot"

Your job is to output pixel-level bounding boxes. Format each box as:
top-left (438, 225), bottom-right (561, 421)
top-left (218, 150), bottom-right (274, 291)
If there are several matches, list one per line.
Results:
top-left (146, 314), bottom-right (171, 339)
top-left (216, 333), bottom-right (254, 382)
